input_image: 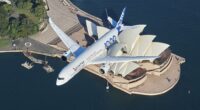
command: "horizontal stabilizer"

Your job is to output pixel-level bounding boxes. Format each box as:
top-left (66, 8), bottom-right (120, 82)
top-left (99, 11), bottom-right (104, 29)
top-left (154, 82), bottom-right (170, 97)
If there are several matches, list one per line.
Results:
top-left (86, 20), bottom-right (97, 36)
top-left (107, 16), bottom-right (117, 27)
top-left (121, 24), bottom-right (147, 31)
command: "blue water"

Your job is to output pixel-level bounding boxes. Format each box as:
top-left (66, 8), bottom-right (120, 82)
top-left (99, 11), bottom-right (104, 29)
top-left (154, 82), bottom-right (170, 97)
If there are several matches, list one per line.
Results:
top-left (0, 0), bottom-right (200, 110)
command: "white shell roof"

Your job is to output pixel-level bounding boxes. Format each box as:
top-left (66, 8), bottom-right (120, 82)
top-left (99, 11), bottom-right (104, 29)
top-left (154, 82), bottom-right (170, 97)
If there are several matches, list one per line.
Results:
top-left (111, 63), bottom-right (126, 74)
top-left (86, 20), bottom-right (110, 39)
top-left (109, 44), bottom-right (140, 77)
top-left (96, 26), bottom-right (110, 38)
top-left (131, 35), bottom-right (156, 56)
top-left (118, 25), bottom-right (146, 53)
top-left (120, 62), bottom-right (140, 77)
top-left (145, 42), bottom-right (170, 56)
top-left (111, 62), bottom-right (140, 77)
top-left (86, 20), bottom-right (170, 77)
top-left (86, 20), bottom-right (97, 36)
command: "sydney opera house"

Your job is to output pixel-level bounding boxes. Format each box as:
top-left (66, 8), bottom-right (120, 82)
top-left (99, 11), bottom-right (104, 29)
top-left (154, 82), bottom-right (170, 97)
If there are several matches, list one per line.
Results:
top-left (85, 20), bottom-right (185, 95)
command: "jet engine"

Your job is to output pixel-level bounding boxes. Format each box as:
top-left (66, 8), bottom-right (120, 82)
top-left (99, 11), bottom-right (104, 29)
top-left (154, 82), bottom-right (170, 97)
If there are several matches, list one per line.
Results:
top-left (99, 63), bottom-right (110, 74)
top-left (61, 50), bottom-right (72, 61)
top-left (121, 45), bottom-right (128, 53)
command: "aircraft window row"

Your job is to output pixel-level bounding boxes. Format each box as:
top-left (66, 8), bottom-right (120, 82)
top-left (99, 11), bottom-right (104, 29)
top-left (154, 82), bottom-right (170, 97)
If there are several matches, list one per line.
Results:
top-left (58, 77), bottom-right (65, 80)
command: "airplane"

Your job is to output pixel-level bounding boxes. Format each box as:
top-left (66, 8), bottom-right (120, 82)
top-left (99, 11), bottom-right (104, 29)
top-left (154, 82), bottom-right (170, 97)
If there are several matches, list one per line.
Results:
top-left (49, 7), bottom-right (159, 86)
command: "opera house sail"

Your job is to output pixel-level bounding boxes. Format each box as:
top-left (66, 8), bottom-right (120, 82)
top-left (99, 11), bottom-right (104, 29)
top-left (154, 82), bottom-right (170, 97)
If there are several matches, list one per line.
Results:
top-left (85, 20), bottom-right (185, 95)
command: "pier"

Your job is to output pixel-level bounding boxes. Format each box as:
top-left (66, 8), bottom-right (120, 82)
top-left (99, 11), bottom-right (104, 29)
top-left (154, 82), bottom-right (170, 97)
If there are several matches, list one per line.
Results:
top-left (22, 51), bottom-right (54, 73)
top-left (21, 61), bottom-right (33, 70)
top-left (23, 52), bottom-right (46, 64)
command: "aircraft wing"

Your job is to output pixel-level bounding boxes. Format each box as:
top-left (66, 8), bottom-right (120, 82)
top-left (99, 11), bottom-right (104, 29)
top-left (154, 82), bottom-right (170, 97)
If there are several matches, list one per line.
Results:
top-left (49, 18), bottom-right (81, 54)
top-left (121, 25), bottom-right (147, 31)
top-left (89, 56), bottom-right (159, 64)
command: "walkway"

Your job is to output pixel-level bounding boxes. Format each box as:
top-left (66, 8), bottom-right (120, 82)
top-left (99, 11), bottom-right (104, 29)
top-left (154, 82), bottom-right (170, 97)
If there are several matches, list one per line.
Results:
top-left (63, 0), bottom-right (103, 26)
top-left (32, 0), bottom-right (80, 44)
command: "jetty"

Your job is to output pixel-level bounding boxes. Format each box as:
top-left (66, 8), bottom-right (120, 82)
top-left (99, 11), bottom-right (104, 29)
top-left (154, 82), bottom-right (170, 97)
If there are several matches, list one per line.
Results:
top-left (22, 52), bottom-right (54, 73)
top-left (21, 61), bottom-right (33, 70)
top-left (43, 65), bottom-right (54, 73)
top-left (23, 52), bottom-right (46, 64)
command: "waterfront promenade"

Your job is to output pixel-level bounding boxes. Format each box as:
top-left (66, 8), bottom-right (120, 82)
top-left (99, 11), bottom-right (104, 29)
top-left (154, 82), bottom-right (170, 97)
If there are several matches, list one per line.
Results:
top-left (84, 54), bottom-right (185, 95)
top-left (32, 0), bottom-right (97, 51)
top-left (0, 38), bottom-right (62, 57)
top-left (32, 0), bottom-right (80, 44)
top-left (0, 0), bottom-right (89, 56)
top-left (63, 0), bottom-right (103, 26)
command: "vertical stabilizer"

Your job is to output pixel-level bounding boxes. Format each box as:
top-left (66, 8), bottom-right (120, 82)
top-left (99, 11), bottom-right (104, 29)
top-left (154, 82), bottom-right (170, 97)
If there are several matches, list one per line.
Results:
top-left (106, 7), bottom-right (126, 29)
top-left (116, 7), bottom-right (126, 30)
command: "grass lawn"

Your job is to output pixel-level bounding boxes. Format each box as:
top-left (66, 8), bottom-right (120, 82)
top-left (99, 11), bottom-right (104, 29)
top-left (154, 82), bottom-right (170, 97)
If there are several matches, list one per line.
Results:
top-left (0, 38), bottom-right (10, 47)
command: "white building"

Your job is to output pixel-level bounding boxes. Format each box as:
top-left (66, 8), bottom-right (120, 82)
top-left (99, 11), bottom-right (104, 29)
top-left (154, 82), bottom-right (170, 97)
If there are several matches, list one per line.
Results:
top-left (86, 20), bottom-right (171, 80)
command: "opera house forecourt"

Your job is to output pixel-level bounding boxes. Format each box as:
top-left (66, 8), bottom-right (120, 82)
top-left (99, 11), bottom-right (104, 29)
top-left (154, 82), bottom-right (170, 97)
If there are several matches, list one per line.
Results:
top-left (85, 20), bottom-right (185, 95)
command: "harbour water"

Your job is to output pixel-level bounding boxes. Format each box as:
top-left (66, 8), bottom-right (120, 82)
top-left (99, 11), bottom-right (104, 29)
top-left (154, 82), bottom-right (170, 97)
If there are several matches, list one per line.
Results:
top-left (0, 0), bottom-right (200, 110)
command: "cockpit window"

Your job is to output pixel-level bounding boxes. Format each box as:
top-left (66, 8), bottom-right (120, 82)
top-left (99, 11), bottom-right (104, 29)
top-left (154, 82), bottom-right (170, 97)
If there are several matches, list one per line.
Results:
top-left (58, 77), bottom-right (65, 80)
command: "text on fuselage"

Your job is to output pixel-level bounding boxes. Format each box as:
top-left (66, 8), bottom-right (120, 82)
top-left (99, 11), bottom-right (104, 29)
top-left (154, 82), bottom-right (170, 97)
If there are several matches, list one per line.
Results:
top-left (73, 61), bottom-right (85, 71)
top-left (104, 35), bottom-right (117, 48)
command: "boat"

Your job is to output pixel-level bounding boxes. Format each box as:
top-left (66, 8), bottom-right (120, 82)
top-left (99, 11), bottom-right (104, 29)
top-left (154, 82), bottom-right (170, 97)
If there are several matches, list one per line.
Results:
top-left (21, 61), bottom-right (33, 69)
top-left (43, 65), bottom-right (54, 73)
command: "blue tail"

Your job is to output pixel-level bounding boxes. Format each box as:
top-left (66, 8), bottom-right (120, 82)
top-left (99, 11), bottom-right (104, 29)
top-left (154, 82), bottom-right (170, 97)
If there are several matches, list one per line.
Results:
top-left (116, 7), bottom-right (126, 30)
top-left (107, 7), bottom-right (127, 29)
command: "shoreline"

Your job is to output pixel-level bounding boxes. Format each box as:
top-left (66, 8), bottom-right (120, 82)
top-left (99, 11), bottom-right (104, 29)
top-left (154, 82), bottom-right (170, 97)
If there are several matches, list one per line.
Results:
top-left (0, 0), bottom-right (185, 96)
top-left (84, 54), bottom-right (185, 96)
top-left (0, 50), bottom-right (60, 57)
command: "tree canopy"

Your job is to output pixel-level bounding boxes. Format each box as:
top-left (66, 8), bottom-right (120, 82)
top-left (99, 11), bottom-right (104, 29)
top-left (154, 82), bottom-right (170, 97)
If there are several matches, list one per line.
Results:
top-left (0, 0), bottom-right (46, 39)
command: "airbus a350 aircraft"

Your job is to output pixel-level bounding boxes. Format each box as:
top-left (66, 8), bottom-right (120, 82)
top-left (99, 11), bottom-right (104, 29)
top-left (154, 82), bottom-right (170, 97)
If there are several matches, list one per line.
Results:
top-left (49, 8), bottom-right (158, 86)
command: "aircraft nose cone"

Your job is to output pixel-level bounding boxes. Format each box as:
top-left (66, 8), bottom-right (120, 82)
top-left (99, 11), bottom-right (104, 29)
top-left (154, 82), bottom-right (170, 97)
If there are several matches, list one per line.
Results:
top-left (56, 79), bottom-right (64, 86)
top-left (56, 76), bottom-right (66, 86)
top-left (56, 65), bottom-right (78, 86)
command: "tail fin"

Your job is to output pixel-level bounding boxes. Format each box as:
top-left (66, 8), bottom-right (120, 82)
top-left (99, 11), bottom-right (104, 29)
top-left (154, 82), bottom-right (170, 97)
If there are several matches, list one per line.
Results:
top-left (106, 7), bottom-right (126, 28)
top-left (106, 8), bottom-right (117, 27)
top-left (116, 7), bottom-right (126, 29)
top-left (107, 16), bottom-right (117, 27)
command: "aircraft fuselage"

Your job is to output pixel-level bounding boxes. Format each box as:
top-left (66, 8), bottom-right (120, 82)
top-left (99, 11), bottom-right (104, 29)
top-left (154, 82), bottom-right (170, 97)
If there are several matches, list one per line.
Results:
top-left (56, 28), bottom-right (118, 86)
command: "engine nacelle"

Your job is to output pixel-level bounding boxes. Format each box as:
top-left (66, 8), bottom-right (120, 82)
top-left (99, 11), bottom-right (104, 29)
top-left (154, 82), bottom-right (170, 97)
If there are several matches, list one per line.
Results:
top-left (99, 64), bottom-right (110, 74)
top-left (121, 45), bottom-right (128, 54)
top-left (61, 50), bottom-right (72, 61)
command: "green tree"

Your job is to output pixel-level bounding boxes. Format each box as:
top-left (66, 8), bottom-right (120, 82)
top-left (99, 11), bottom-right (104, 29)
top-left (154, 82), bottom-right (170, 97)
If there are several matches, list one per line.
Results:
top-left (23, 1), bottom-right (32, 10)
top-left (2, 4), bottom-right (12, 13)
top-left (0, 6), bottom-right (9, 38)
top-left (33, 4), bottom-right (45, 18)
top-left (8, 17), bottom-right (19, 39)
top-left (0, 0), bottom-right (46, 39)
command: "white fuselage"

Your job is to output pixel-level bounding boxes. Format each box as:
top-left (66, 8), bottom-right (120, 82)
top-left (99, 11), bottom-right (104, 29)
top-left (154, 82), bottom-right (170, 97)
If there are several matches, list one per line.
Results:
top-left (56, 29), bottom-right (118, 86)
